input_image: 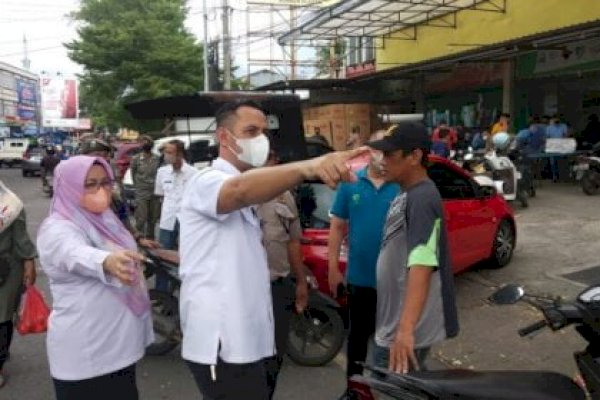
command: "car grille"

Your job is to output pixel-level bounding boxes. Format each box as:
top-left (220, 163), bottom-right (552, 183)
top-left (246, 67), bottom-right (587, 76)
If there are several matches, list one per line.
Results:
top-left (493, 169), bottom-right (515, 194)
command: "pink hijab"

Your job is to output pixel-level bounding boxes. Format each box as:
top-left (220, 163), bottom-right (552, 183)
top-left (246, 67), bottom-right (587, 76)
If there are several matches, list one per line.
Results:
top-left (39, 156), bottom-right (149, 317)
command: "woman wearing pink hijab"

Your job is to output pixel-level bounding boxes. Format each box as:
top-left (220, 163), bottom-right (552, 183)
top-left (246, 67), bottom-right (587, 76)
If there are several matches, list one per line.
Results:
top-left (37, 156), bottom-right (153, 400)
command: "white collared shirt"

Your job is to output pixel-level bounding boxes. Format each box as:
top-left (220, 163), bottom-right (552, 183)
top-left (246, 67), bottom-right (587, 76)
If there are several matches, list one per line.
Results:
top-left (37, 219), bottom-right (154, 380)
top-left (178, 158), bottom-right (275, 365)
top-left (155, 162), bottom-right (197, 231)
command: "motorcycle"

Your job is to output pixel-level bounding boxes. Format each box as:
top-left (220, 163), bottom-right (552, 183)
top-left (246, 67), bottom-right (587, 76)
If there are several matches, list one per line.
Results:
top-left (459, 147), bottom-right (528, 208)
top-left (143, 248), bottom-right (182, 356)
top-left (286, 277), bottom-right (346, 367)
top-left (142, 248), bottom-right (346, 364)
top-left (573, 142), bottom-right (600, 195)
top-left (348, 283), bottom-right (600, 399)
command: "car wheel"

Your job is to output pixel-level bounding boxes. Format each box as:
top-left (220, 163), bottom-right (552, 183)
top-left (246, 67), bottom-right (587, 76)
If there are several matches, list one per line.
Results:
top-left (488, 219), bottom-right (515, 269)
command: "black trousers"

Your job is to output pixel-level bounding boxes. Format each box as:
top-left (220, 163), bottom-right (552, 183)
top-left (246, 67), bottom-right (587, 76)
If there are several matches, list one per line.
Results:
top-left (0, 320), bottom-right (13, 370)
top-left (187, 358), bottom-right (274, 400)
top-left (268, 277), bottom-right (296, 399)
top-left (53, 364), bottom-right (138, 400)
top-left (346, 284), bottom-right (377, 377)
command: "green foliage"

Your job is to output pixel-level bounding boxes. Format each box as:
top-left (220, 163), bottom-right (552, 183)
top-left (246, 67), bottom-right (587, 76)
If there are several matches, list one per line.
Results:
top-left (67, 0), bottom-right (204, 131)
top-left (315, 38), bottom-right (346, 77)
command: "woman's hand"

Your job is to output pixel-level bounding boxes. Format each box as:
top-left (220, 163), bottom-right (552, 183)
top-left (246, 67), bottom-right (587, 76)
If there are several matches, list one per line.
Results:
top-left (138, 238), bottom-right (160, 249)
top-left (103, 250), bottom-right (145, 286)
top-left (23, 259), bottom-right (36, 286)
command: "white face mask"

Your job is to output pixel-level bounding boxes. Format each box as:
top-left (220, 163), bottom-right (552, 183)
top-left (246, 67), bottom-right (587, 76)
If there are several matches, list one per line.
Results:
top-left (227, 131), bottom-right (270, 168)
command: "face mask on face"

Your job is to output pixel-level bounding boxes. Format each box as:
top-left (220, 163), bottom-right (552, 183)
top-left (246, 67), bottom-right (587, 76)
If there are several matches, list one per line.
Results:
top-left (164, 154), bottom-right (176, 165)
top-left (227, 131), bottom-right (270, 168)
top-left (81, 188), bottom-right (111, 214)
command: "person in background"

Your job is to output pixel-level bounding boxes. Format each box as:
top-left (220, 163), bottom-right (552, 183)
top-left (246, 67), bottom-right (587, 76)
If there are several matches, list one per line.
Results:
top-left (516, 117), bottom-right (545, 196)
top-left (432, 121), bottom-right (457, 149)
top-left (312, 126), bottom-right (330, 147)
top-left (367, 122), bottom-right (459, 374)
top-left (491, 113), bottom-right (510, 136)
top-left (153, 140), bottom-right (196, 291)
top-left (328, 129), bottom-right (400, 388)
top-left (545, 115), bottom-right (568, 182)
top-left (0, 183), bottom-right (36, 388)
top-left (79, 138), bottom-right (158, 249)
top-left (256, 147), bottom-right (308, 399)
top-left (346, 126), bottom-right (362, 150)
top-left (131, 135), bottom-right (160, 240)
top-left (37, 156), bottom-right (153, 399)
top-left (178, 100), bottom-right (366, 399)
top-left (431, 128), bottom-right (450, 158)
top-left (40, 145), bottom-right (61, 188)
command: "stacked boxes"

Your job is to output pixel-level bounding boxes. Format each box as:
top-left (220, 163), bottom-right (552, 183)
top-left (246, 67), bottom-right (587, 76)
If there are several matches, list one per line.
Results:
top-left (301, 103), bottom-right (374, 151)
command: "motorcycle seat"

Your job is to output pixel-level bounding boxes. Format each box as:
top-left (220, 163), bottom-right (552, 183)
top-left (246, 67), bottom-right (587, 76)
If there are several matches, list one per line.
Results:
top-left (150, 249), bottom-right (180, 266)
top-left (388, 369), bottom-right (586, 400)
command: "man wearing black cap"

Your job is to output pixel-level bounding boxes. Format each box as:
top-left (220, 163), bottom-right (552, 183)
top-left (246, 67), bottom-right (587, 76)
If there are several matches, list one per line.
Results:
top-left (367, 122), bottom-right (459, 374)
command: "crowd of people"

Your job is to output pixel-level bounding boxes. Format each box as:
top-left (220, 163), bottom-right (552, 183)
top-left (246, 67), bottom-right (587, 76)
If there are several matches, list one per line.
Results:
top-left (0, 101), bottom-right (460, 400)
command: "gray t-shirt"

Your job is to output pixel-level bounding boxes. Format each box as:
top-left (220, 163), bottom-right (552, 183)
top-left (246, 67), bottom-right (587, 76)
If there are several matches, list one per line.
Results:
top-left (375, 179), bottom-right (459, 349)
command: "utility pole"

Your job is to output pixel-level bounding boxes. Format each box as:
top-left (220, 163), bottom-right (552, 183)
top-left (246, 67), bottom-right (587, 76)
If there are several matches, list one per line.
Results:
top-left (222, 0), bottom-right (231, 90)
top-left (290, 6), bottom-right (296, 80)
top-left (202, 0), bottom-right (209, 91)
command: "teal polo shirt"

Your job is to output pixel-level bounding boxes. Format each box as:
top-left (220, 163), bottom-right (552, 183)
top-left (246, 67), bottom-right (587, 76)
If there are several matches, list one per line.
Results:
top-left (330, 168), bottom-right (400, 288)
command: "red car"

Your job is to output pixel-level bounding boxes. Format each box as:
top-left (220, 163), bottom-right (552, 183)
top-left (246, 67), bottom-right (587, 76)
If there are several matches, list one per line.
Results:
top-left (114, 143), bottom-right (142, 180)
top-left (299, 155), bottom-right (517, 298)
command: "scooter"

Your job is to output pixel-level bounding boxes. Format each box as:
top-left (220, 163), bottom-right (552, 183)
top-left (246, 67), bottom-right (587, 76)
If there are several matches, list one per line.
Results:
top-left (143, 248), bottom-right (182, 356)
top-left (573, 142), bottom-right (600, 195)
top-left (142, 248), bottom-right (346, 364)
top-left (348, 284), bottom-right (600, 400)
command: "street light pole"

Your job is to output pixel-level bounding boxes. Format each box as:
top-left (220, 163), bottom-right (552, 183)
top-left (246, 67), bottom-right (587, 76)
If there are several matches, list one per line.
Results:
top-left (222, 0), bottom-right (231, 90)
top-left (203, 0), bottom-right (209, 91)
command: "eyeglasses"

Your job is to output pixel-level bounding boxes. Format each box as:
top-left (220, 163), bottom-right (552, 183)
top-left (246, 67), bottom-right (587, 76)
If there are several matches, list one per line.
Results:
top-left (83, 179), bottom-right (114, 192)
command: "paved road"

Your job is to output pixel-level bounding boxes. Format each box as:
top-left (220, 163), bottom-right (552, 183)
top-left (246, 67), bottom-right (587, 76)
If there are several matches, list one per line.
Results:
top-left (1, 167), bottom-right (596, 399)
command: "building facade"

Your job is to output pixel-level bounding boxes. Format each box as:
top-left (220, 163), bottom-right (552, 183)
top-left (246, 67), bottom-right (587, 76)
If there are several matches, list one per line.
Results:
top-left (0, 61), bottom-right (40, 137)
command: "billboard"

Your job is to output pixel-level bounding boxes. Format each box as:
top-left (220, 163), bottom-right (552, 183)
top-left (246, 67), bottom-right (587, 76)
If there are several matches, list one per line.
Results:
top-left (16, 79), bottom-right (38, 121)
top-left (40, 77), bottom-right (79, 128)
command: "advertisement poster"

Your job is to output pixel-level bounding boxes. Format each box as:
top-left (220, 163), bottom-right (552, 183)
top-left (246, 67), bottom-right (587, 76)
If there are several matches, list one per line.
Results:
top-left (16, 79), bottom-right (38, 121)
top-left (40, 77), bottom-right (79, 127)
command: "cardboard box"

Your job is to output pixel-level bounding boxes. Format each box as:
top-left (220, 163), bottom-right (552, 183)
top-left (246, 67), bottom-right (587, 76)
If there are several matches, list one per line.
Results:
top-left (330, 119), bottom-right (348, 151)
top-left (345, 103), bottom-right (371, 120)
top-left (346, 119), bottom-right (371, 143)
top-left (318, 104), bottom-right (346, 120)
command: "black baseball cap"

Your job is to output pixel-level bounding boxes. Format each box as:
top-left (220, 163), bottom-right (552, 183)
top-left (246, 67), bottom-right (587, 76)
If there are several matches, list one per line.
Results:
top-left (367, 121), bottom-right (431, 153)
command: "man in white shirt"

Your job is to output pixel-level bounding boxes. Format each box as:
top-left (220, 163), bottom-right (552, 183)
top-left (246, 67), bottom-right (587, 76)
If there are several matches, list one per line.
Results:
top-left (179, 100), bottom-right (367, 399)
top-left (154, 139), bottom-right (196, 291)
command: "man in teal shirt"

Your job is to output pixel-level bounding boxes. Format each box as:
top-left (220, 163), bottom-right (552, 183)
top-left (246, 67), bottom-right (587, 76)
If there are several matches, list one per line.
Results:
top-left (328, 147), bottom-right (399, 381)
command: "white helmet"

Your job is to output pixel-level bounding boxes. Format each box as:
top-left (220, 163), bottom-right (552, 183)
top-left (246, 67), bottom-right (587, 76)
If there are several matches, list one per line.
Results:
top-left (492, 132), bottom-right (511, 151)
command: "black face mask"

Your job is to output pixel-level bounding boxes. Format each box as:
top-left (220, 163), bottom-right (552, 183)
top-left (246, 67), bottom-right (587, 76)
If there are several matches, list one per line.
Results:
top-left (142, 143), bottom-right (153, 151)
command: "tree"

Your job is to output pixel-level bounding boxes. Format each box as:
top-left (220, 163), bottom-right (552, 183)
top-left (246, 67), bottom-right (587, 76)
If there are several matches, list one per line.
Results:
top-left (315, 38), bottom-right (346, 78)
top-left (67, 0), bottom-right (204, 131)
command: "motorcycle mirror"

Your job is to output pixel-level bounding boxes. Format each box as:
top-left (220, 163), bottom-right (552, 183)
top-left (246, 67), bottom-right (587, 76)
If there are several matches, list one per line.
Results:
top-left (489, 284), bottom-right (525, 305)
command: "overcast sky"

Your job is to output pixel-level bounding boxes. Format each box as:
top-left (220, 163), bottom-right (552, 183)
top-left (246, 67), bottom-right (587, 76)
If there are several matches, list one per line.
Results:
top-left (0, 0), bottom-right (319, 78)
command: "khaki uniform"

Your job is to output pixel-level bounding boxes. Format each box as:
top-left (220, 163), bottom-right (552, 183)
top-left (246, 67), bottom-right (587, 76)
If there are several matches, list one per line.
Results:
top-left (131, 152), bottom-right (160, 239)
top-left (0, 210), bottom-right (36, 323)
top-left (257, 191), bottom-right (302, 280)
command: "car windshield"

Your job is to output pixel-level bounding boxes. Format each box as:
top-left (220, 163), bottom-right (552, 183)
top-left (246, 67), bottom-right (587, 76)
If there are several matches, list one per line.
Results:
top-left (294, 182), bottom-right (336, 229)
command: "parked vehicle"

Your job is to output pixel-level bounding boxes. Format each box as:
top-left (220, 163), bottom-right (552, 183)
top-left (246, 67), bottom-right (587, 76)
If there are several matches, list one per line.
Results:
top-left (298, 155), bottom-right (517, 301)
top-left (0, 138), bottom-right (29, 168)
top-left (21, 145), bottom-right (43, 177)
top-left (573, 142), bottom-right (600, 195)
top-left (348, 283), bottom-right (597, 400)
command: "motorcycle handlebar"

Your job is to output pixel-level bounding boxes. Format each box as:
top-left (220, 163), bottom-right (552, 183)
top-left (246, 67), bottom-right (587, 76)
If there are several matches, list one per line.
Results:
top-left (518, 320), bottom-right (547, 337)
